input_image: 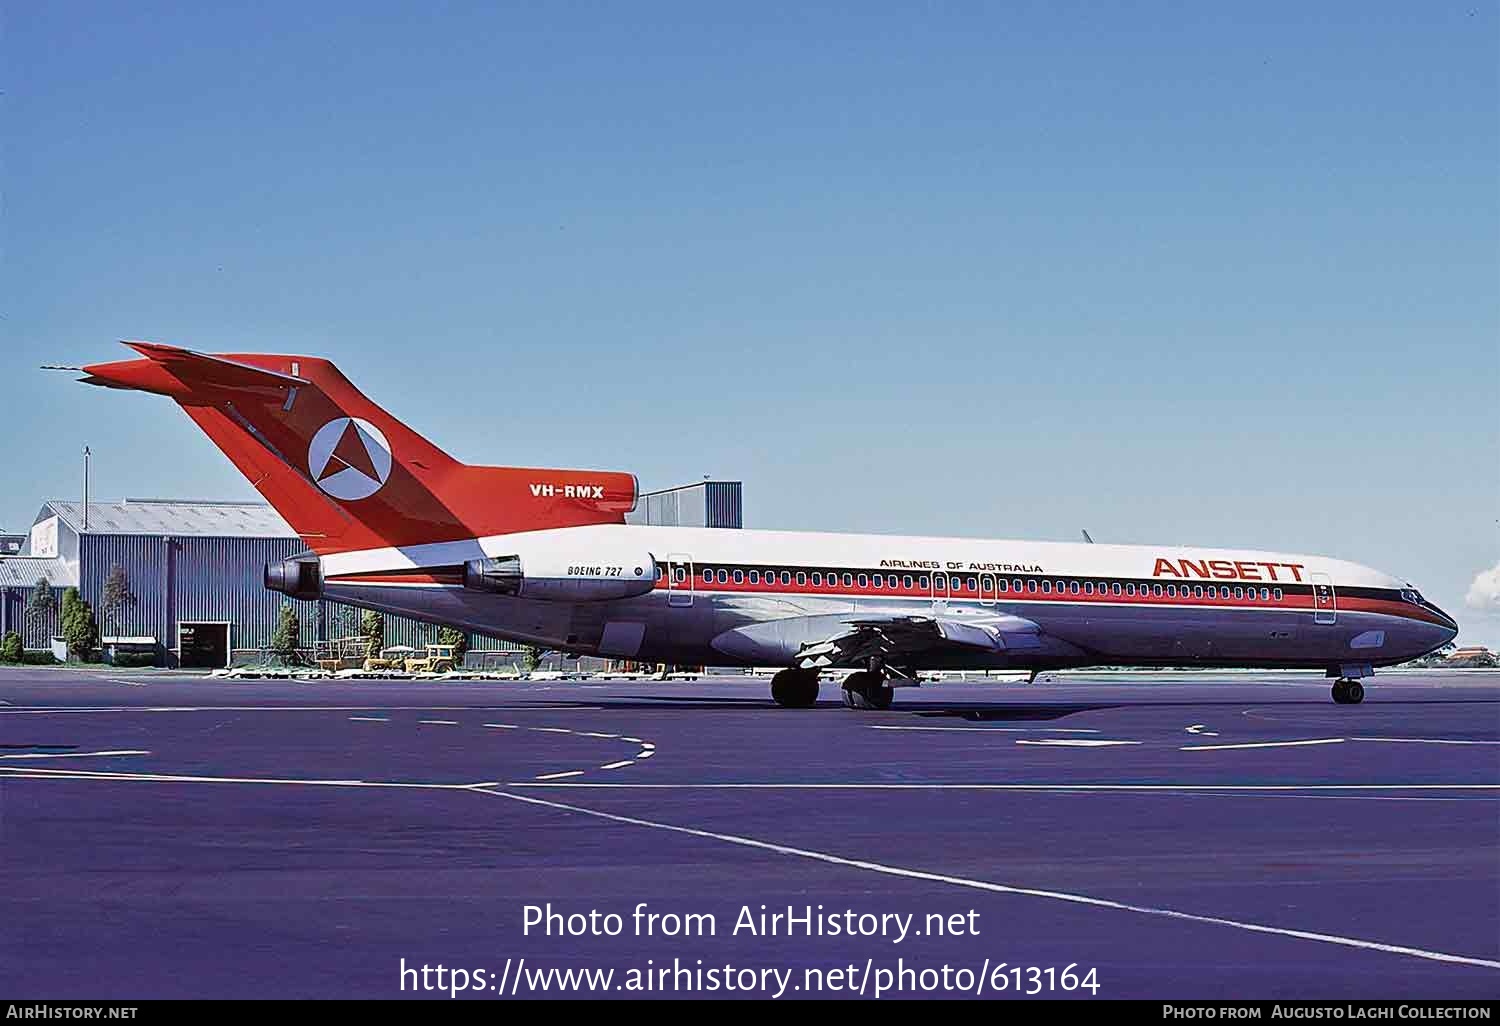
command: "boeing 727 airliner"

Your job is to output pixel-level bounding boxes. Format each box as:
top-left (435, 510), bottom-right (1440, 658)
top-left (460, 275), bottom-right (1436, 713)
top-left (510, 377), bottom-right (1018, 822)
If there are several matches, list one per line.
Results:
top-left (68, 342), bottom-right (1457, 707)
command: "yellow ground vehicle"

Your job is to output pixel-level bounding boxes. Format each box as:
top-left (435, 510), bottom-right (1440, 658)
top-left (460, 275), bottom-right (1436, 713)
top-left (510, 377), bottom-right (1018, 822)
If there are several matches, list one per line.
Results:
top-left (363, 645), bottom-right (416, 673)
top-left (315, 637), bottom-right (367, 673)
top-left (402, 643), bottom-right (458, 674)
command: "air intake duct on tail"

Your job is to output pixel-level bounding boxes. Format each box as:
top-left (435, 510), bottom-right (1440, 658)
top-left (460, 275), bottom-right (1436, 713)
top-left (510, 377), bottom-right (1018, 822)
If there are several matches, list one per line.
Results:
top-left (463, 550), bottom-right (657, 602)
top-left (264, 557), bottom-right (323, 600)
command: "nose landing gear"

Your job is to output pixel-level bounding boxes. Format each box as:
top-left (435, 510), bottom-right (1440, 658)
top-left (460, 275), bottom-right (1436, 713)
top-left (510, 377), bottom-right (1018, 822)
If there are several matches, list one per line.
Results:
top-left (1331, 678), bottom-right (1365, 704)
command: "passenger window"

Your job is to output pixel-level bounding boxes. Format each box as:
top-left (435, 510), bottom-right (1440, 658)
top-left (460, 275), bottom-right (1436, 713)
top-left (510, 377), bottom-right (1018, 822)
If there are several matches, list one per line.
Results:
top-left (1083, 582), bottom-right (1094, 595)
top-left (1027, 580), bottom-right (1038, 593)
top-left (1112, 583), bottom-right (1122, 595)
top-left (1194, 585), bottom-right (1203, 598)
top-left (1274, 588), bottom-right (1283, 600)
top-left (872, 575), bottom-right (883, 589)
top-left (718, 569), bottom-right (729, 584)
top-left (748, 570), bottom-right (760, 584)
top-left (857, 574), bottom-right (868, 588)
top-left (1126, 584), bottom-right (1136, 596)
top-left (999, 580), bottom-right (1009, 593)
top-left (1233, 587), bottom-right (1243, 599)
top-left (1207, 586), bottom-right (1217, 598)
top-left (935, 575), bottom-right (947, 589)
top-left (702, 569), bottom-right (712, 583)
top-left (811, 572), bottom-right (821, 586)
top-left (888, 575), bottom-right (898, 588)
top-left (1153, 584), bottom-right (1163, 597)
top-left (965, 576), bottom-right (976, 591)
top-left (1042, 581), bottom-right (1052, 594)
top-left (1260, 587), bottom-right (1269, 600)
top-left (733, 570), bottom-right (744, 584)
top-left (843, 573), bottom-right (853, 587)
top-left (781, 571), bottom-right (791, 585)
top-left (796, 572), bottom-right (807, 585)
top-left (904, 575), bottom-right (914, 589)
top-left (919, 575), bottom-right (930, 589)
top-left (1166, 584), bottom-right (1176, 597)
top-left (1070, 581), bottom-right (1080, 595)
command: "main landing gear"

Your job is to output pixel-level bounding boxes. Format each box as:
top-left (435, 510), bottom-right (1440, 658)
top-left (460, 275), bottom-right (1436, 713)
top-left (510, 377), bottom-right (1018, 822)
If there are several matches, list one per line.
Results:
top-left (770, 668), bottom-right (821, 708)
top-left (1331, 678), bottom-right (1365, 705)
top-left (841, 669), bottom-right (895, 710)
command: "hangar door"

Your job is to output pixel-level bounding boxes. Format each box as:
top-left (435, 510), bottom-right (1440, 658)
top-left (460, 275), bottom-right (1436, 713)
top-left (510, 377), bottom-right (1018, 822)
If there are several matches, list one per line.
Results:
top-left (179, 622), bottom-right (230, 668)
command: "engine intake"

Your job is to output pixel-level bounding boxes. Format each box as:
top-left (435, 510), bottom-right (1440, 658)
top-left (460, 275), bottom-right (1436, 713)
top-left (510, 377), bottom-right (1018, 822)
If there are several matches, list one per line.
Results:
top-left (264, 557), bottom-right (322, 600)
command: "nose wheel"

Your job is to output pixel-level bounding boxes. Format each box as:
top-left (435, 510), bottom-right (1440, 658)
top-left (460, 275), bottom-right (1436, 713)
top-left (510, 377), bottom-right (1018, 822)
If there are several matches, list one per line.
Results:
top-left (1331, 678), bottom-right (1365, 705)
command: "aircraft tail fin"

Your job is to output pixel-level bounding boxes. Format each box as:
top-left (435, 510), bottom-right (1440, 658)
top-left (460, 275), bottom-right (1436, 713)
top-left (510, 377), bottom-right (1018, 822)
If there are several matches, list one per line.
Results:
top-left (77, 342), bottom-right (637, 554)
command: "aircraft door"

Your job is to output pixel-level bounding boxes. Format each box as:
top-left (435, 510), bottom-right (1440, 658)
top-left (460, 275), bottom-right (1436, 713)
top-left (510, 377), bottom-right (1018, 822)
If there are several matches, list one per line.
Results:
top-left (980, 573), bottom-right (997, 606)
top-left (666, 553), bottom-right (694, 608)
top-left (932, 572), bottom-right (950, 613)
top-left (1311, 572), bottom-right (1336, 625)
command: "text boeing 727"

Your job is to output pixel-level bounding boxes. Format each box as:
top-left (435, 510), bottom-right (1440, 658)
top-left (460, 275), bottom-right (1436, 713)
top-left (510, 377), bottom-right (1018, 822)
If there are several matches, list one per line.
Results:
top-left (70, 342), bottom-right (1457, 707)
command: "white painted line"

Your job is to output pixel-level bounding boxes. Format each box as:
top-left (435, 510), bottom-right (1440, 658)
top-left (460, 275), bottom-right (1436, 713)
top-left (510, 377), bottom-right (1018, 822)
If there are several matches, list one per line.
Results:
top-left (534, 770), bottom-right (586, 781)
top-left (504, 782), bottom-right (1500, 792)
top-left (0, 767), bottom-right (471, 788)
top-left (1185, 724), bottom-right (1219, 736)
top-left (0, 705), bottom-right (605, 714)
top-left (871, 725), bottom-right (1102, 734)
top-left (531, 727), bottom-right (572, 734)
top-left (579, 732), bottom-right (619, 739)
top-left (599, 760), bottom-right (635, 770)
top-left (1016, 739), bottom-right (1141, 748)
top-left (620, 737), bottom-right (644, 744)
top-left (483, 723), bottom-right (521, 729)
top-left (0, 749), bottom-right (150, 760)
top-left (106, 678), bottom-right (147, 687)
top-left (639, 743), bottom-right (656, 750)
top-left (348, 716), bottom-right (388, 722)
top-left (1182, 738), bottom-right (1346, 752)
top-left (418, 719), bottom-right (460, 725)
top-left (474, 788), bottom-right (1500, 971)
top-left (636, 750), bottom-right (655, 759)
top-left (1351, 737), bottom-right (1500, 746)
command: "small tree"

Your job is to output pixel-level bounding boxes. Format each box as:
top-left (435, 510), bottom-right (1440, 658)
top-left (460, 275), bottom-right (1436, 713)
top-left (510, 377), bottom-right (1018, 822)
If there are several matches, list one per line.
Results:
top-left (25, 576), bottom-right (56, 642)
top-left (521, 644), bottom-right (546, 672)
top-left (101, 563), bottom-right (138, 640)
top-left (59, 586), bottom-right (99, 661)
top-left (361, 610), bottom-right (385, 659)
top-left (437, 626), bottom-right (468, 667)
top-left (270, 603), bottom-right (302, 664)
top-left (1, 631), bottom-right (22, 663)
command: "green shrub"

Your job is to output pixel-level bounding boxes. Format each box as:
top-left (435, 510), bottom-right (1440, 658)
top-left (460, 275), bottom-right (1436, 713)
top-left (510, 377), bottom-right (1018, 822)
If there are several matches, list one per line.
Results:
top-left (110, 651), bottom-right (157, 669)
top-left (60, 587), bottom-right (99, 660)
top-left (21, 651), bottom-right (57, 665)
top-left (0, 631), bottom-right (22, 663)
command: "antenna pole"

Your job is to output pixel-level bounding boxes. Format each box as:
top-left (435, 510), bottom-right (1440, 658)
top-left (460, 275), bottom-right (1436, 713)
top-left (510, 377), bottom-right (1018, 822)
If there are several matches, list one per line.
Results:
top-left (82, 446), bottom-right (91, 531)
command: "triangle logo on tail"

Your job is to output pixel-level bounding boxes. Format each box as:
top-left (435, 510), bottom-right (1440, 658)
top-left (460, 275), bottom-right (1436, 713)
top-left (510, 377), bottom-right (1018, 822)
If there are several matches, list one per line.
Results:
top-left (308, 417), bottom-right (392, 501)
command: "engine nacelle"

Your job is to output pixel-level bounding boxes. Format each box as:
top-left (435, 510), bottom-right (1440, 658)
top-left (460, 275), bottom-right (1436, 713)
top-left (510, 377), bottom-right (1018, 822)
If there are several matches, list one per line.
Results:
top-left (264, 557), bottom-right (322, 600)
top-left (463, 546), bottom-right (657, 602)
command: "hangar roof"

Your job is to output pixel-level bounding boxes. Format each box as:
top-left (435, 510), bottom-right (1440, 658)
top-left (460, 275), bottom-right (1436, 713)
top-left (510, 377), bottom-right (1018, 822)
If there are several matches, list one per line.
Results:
top-left (0, 555), bottom-right (76, 588)
top-left (38, 499), bottom-right (296, 539)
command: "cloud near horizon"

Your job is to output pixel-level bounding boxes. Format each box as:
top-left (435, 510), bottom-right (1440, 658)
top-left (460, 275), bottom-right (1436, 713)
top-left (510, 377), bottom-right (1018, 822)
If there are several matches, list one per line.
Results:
top-left (1465, 561), bottom-right (1500, 614)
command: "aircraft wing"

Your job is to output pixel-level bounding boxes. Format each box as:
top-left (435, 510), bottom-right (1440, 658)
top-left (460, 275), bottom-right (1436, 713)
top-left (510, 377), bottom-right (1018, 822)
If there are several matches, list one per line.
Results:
top-left (792, 612), bottom-right (1043, 670)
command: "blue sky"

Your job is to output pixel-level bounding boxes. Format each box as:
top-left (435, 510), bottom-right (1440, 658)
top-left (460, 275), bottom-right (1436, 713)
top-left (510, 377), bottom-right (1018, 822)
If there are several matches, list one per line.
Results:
top-left (4, 2), bottom-right (1497, 644)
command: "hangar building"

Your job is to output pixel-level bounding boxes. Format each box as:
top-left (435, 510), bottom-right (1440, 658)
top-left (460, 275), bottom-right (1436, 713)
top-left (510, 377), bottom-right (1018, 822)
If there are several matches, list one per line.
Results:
top-left (0, 481), bottom-right (742, 667)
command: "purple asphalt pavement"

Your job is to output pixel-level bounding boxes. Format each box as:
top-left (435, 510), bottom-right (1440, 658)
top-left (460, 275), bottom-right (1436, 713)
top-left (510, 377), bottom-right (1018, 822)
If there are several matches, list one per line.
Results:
top-left (1, 667), bottom-right (1496, 1000)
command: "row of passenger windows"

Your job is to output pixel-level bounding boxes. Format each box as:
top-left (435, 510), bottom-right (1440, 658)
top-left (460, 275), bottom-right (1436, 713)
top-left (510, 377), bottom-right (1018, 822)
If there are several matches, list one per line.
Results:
top-left (679, 567), bottom-right (1285, 602)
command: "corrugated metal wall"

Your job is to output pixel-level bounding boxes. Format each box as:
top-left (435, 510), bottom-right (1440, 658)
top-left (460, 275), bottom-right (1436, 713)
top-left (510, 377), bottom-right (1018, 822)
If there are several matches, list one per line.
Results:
top-left (0, 588), bottom-right (60, 649)
top-left (68, 533), bottom-right (518, 663)
top-left (627, 481), bottom-right (743, 529)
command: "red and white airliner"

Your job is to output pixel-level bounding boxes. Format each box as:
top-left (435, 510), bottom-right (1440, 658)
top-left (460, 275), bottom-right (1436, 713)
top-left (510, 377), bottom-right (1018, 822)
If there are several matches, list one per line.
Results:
top-left (71, 342), bottom-right (1457, 707)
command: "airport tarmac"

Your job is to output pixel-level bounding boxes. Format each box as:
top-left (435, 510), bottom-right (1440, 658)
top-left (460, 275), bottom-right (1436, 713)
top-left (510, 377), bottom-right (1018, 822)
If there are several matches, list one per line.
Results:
top-left (0, 668), bottom-right (1495, 1000)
